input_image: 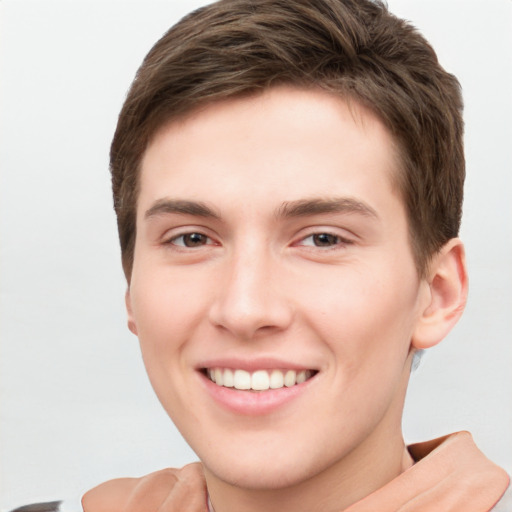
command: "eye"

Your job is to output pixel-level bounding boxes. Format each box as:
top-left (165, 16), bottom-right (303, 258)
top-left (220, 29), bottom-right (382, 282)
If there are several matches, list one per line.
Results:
top-left (168, 232), bottom-right (213, 248)
top-left (298, 232), bottom-right (349, 248)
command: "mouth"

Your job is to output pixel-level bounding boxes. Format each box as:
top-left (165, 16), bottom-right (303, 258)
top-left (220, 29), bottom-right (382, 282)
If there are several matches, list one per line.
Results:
top-left (202, 367), bottom-right (318, 391)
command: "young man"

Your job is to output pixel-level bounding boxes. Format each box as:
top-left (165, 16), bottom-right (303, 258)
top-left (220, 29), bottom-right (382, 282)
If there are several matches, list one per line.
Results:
top-left (81, 0), bottom-right (510, 510)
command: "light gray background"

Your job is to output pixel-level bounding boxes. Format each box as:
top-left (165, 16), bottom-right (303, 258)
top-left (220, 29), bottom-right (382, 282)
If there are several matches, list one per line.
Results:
top-left (1, 1), bottom-right (511, 509)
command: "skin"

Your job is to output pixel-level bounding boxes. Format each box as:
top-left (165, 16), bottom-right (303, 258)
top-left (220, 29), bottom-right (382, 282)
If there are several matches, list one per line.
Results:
top-left (124, 86), bottom-right (467, 512)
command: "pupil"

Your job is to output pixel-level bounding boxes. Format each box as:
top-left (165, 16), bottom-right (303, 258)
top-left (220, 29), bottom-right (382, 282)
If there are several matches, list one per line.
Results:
top-left (314, 233), bottom-right (337, 246)
top-left (184, 233), bottom-right (205, 247)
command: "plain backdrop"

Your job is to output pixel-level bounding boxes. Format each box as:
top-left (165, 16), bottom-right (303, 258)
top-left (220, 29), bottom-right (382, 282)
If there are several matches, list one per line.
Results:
top-left (1, 1), bottom-right (511, 509)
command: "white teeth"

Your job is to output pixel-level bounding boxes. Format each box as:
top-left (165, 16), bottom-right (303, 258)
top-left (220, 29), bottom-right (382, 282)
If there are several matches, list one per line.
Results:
top-left (284, 370), bottom-right (296, 387)
top-left (251, 370), bottom-right (270, 391)
top-left (223, 368), bottom-right (234, 387)
top-left (214, 368), bottom-right (224, 386)
top-left (233, 369), bottom-right (251, 390)
top-left (206, 368), bottom-right (314, 391)
top-left (269, 369), bottom-right (284, 389)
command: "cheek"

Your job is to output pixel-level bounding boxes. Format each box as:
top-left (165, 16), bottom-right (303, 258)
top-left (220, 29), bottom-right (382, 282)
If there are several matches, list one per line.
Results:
top-left (298, 272), bottom-right (418, 444)
top-left (128, 270), bottom-right (209, 421)
top-left (298, 262), bottom-right (420, 378)
top-left (129, 269), bottom-right (208, 362)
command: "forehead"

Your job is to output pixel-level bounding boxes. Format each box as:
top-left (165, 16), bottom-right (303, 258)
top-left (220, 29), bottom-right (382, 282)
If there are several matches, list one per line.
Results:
top-left (139, 86), bottom-right (404, 220)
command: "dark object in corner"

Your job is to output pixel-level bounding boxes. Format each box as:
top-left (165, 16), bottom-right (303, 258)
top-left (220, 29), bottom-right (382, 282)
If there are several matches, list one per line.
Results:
top-left (10, 502), bottom-right (62, 512)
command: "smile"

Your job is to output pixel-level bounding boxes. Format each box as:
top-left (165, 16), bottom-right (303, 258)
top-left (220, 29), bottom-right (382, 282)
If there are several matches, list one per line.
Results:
top-left (204, 368), bottom-right (317, 391)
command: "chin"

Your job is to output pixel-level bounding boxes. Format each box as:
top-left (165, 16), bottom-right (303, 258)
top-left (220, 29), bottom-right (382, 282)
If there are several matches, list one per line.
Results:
top-left (204, 458), bottom-right (317, 490)
top-left (198, 436), bottom-right (345, 492)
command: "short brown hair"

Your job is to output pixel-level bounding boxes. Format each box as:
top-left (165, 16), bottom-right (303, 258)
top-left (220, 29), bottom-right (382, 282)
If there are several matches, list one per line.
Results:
top-left (111, 0), bottom-right (464, 279)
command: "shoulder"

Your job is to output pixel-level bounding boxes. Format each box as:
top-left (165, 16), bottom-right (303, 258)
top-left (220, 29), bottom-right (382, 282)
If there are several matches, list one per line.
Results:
top-left (81, 463), bottom-right (206, 512)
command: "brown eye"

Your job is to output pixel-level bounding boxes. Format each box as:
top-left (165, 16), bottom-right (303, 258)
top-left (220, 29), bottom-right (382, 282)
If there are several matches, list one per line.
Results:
top-left (296, 232), bottom-right (352, 249)
top-left (311, 233), bottom-right (340, 246)
top-left (172, 233), bottom-right (210, 247)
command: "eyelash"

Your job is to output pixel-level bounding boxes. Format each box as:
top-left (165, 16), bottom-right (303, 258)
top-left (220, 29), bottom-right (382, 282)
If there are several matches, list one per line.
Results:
top-left (295, 232), bottom-right (353, 249)
top-left (163, 230), bottom-right (352, 251)
top-left (165, 232), bottom-right (216, 248)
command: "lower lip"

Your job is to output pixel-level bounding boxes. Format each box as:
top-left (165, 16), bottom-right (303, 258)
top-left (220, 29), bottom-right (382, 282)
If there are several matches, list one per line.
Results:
top-left (199, 372), bottom-right (316, 416)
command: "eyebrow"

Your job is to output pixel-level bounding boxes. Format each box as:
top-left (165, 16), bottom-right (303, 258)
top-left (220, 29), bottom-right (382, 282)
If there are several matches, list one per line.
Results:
top-left (276, 197), bottom-right (379, 219)
top-left (144, 199), bottom-right (221, 220)
top-left (144, 196), bottom-right (378, 222)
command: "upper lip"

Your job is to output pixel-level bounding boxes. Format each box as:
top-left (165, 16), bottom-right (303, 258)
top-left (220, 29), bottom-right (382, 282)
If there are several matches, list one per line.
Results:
top-left (196, 357), bottom-right (318, 372)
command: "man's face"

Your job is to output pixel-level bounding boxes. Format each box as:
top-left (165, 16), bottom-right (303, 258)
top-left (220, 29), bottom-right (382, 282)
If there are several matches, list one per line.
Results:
top-left (127, 87), bottom-right (430, 489)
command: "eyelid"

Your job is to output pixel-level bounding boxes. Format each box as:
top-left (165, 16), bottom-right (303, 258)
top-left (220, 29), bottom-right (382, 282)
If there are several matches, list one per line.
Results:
top-left (292, 226), bottom-right (356, 247)
top-left (161, 226), bottom-right (219, 247)
top-left (168, 233), bottom-right (213, 247)
top-left (297, 234), bottom-right (352, 249)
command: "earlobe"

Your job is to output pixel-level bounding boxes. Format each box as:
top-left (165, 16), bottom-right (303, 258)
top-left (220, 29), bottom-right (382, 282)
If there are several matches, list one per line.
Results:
top-left (412, 238), bottom-right (468, 350)
top-left (125, 288), bottom-right (138, 336)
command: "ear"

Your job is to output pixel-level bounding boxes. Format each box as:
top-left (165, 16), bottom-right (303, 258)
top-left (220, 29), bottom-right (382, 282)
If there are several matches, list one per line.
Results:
top-left (412, 238), bottom-right (468, 349)
top-left (125, 288), bottom-right (138, 336)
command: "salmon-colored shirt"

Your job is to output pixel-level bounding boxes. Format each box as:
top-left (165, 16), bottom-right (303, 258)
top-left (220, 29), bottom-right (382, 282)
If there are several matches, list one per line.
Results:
top-left (82, 432), bottom-right (510, 512)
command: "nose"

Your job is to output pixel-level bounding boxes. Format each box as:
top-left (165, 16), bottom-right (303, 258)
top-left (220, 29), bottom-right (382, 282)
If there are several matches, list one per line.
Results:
top-left (208, 247), bottom-right (294, 340)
